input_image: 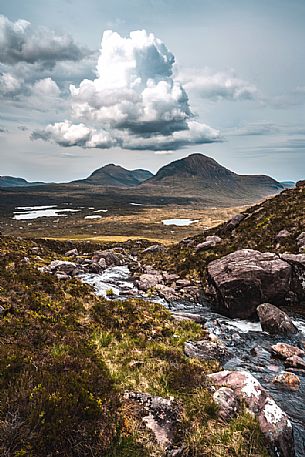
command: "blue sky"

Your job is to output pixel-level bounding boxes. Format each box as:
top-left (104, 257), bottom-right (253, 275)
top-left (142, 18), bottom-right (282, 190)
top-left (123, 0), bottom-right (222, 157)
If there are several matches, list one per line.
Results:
top-left (0, 0), bottom-right (304, 182)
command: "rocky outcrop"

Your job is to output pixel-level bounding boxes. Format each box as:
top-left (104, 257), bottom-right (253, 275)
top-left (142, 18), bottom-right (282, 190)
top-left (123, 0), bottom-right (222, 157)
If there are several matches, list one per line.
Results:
top-left (207, 249), bottom-right (292, 318)
top-left (208, 370), bottom-right (295, 457)
top-left (123, 391), bottom-right (180, 448)
top-left (195, 236), bottom-right (222, 252)
top-left (257, 303), bottom-right (298, 336)
top-left (207, 249), bottom-right (305, 318)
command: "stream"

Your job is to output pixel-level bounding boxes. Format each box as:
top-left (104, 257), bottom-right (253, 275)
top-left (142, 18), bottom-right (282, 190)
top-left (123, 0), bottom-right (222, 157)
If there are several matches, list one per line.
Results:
top-left (80, 265), bottom-right (305, 456)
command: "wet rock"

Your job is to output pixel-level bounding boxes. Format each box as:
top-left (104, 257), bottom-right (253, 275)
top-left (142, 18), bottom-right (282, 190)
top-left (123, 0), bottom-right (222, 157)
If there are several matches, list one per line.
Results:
top-left (208, 370), bottom-right (294, 457)
top-left (155, 284), bottom-right (179, 302)
top-left (98, 258), bottom-right (107, 269)
top-left (257, 303), bottom-right (298, 336)
top-left (123, 391), bottom-right (180, 448)
top-left (284, 355), bottom-right (305, 370)
top-left (184, 340), bottom-right (232, 363)
top-left (207, 249), bottom-right (292, 318)
top-left (137, 273), bottom-right (163, 291)
top-left (272, 343), bottom-right (304, 359)
top-left (273, 372), bottom-right (300, 391)
top-left (65, 248), bottom-right (78, 257)
top-left (213, 387), bottom-right (240, 421)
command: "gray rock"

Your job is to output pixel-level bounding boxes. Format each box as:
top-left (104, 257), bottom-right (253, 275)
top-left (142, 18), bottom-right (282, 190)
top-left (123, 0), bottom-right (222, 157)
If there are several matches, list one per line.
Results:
top-left (207, 249), bottom-right (292, 318)
top-left (208, 370), bottom-right (294, 457)
top-left (142, 244), bottom-right (165, 254)
top-left (257, 303), bottom-right (298, 336)
top-left (155, 284), bottom-right (179, 302)
top-left (284, 355), bottom-right (305, 370)
top-left (123, 391), bottom-right (180, 448)
top-left (65, 248), bottom-right (79, 257)
top-left (184, 340), bottom-right (232, 363)
top-left (213, 387), bottom-right (240, 421)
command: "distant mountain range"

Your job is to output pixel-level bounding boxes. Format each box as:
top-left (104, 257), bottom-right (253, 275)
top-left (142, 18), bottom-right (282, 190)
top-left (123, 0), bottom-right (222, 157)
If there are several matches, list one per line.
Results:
top-left (0, 176), bottom-right (45, 188)
top-left (1, 154), bottom-right (288, 205)
top-left (72, 164), bottom-right (153, 187)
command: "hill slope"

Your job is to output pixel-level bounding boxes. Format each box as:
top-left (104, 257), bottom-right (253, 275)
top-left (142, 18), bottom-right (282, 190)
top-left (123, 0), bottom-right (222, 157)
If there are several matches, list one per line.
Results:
top-left (143, 153), bottom-right (284, 203)
top-left (73, 164), bottom-right (153, 187)
top-left (0, 176), bottom-right (45, 188)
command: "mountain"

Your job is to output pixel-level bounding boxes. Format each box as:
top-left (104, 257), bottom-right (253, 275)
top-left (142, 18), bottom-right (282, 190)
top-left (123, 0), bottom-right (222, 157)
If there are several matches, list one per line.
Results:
top-left (73, 164), bottom-right (153, 187)
top-left (142, 153), bottom-right (284, 203)
top-left (280, 181), bottom-right (295, 189)
top-left (0, 176), bottom-right (45, 187)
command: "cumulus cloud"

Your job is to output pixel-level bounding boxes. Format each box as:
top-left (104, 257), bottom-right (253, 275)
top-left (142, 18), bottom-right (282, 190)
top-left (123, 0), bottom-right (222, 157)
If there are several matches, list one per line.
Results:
top-left (180, 69), bottom-right (258, 101)
top-left (33, 30), bottom-right (220, 151)
top-left (0, 15), bottom-right (86, 67)
top-left (0, 72), bottom-right (23, 95)
top-left (31, 77), bottom-right (60, 97)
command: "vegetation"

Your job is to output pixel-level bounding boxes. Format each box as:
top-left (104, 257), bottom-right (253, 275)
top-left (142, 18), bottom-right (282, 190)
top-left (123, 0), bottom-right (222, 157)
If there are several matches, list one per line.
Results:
top-left (0, 235), bottom-right (268, 456)
top-left (140, 183), bottom-right (305, 282)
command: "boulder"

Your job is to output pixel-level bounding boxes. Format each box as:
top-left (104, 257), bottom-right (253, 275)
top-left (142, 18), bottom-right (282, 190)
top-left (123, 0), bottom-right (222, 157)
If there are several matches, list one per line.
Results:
top-left (48, 260), bottom-right (77, 275)
top-left (297, 232), bottom-right (305, 253)
top-left (221, 213), bottom-right (246, 233)
top-left (184, 340), bottom-right (232, 363)
top-left (155, 284), bottom-right (179, 302)
top-left (207, 249), bottom-right (292, 318)
top-left (123, 391), bottom-right (180, 448)
top-left (284, 356), bottom-right (305, 370)
top-left (142, 244), bottom-right (165, 254)
top-left (92, 249), bottom-right (123, 267)
top-left (137, 273), bottom-right (163, 291)
top-left (213, 387), bottom-right (240, 421)
top-left (271, 343), bottom-right (304, 359)
top-left (273, 372), bottom-right (300, 391)
top-left (279, 254), bottom-right (305, 301)
top-left (257, 303), bottom-right (298, 336)
top-left (208, 370), bottom-right (294, 457)
top-left (195, 241), bottom-right (215, 251)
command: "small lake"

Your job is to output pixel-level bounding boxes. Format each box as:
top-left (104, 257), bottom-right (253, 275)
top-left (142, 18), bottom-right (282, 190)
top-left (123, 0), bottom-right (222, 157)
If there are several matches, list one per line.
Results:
top-left (13, 205), bottom-right (80, 220)
top-left (162, 218), bottom-right (199, 226)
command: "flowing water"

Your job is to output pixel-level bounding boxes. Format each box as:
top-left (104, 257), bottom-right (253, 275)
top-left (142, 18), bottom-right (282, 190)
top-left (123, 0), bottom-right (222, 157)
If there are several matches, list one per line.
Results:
top-left (81, 265), bottom-right (305, 456)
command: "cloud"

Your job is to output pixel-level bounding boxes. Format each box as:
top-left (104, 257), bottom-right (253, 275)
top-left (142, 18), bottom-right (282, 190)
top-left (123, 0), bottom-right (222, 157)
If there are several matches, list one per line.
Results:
top-left (31, 77), bottom-right (60, 97)
top-left (0, 15), bottom-right (86, 67)
top-left (180, 69), bottom-right (258, 101)
top-left (226, 122), bottom-right (280, 136)
top-left (0, 72), bottom-right (23, 95)
top-left (32, 30), bottom-right (220, 151)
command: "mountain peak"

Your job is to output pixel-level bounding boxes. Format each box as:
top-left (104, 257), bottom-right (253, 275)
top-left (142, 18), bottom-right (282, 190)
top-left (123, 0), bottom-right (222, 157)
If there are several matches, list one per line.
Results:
top-left (73, 164), bottom-right (153, 187)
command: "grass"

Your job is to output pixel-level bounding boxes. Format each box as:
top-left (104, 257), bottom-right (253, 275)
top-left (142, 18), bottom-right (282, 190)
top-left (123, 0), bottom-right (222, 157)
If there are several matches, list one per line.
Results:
top-left (0, 235), bottom-right (269, 456)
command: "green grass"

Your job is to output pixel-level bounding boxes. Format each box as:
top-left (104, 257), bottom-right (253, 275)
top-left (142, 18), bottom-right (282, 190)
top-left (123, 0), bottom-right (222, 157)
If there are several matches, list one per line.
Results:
top-left (0, 235), bottom-right (269, 456)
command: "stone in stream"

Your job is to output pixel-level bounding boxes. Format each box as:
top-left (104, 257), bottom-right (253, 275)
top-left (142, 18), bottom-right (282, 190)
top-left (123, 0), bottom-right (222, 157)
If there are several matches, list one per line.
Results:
top-left (137, 273), bottom-right (163, 291)
top-left (271, 343), bottom-right (305, 359)
top-left (257, 303), bottom-right (298, 336)
top-left (273, 372), bottom-right (300, 391)
top-left (208, 370), bottom-right (294, 457)
top-left (284, 355), bottom-right (305, 370)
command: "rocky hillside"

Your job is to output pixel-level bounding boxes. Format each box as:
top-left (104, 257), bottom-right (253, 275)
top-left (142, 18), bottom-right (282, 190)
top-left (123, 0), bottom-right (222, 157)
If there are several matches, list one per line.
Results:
top-left (0, 235), bottom-right (267, 457)
top-left (141, 180), bottom-right (305, 279)
top-left (142, 153), bottom-right (284, 202)
top-left (73, 164), bottom-right (153, 187)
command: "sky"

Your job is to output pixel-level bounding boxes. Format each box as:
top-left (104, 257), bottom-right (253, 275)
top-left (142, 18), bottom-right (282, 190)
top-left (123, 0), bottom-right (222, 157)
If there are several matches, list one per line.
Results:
top-left (0, 0), bottom-right (304, 182)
